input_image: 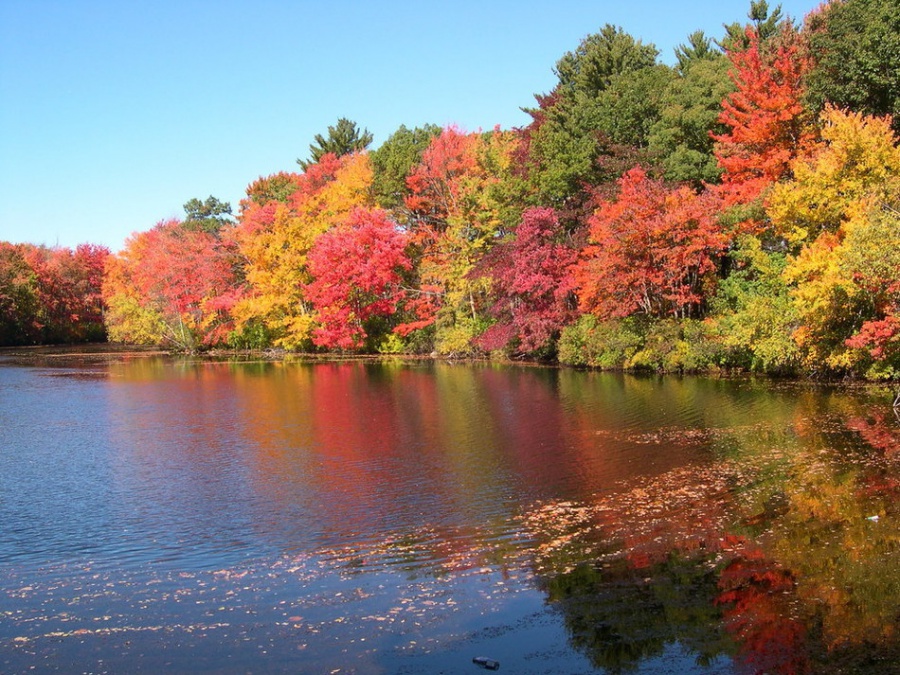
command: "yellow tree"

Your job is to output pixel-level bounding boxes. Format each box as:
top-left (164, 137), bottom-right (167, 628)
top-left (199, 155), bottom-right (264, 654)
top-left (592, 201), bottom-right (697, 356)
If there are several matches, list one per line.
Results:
top-left (772, 107), bottom-right (900, 374)
top-left (768, 106), bottom-right (900, 245)
top-left (231, 153), bottom-right (374, 349)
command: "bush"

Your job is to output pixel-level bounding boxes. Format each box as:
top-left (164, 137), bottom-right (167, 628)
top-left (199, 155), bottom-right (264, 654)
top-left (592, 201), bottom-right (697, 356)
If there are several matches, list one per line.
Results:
top-left (559, 315), bottom-right (723, 372)
top-left (558, 315), bottom-right (644, 368)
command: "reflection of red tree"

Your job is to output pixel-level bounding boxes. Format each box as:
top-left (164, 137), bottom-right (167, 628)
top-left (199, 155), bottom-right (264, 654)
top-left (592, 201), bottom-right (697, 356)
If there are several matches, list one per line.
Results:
top-left (846, 411), bottom-right (900, 459)
top-left (476, 368), bottom-right (581, 494)
top-left (845, 411), bottom-right (900, 505)
top-left (716, 545), bottom-right (808, 675)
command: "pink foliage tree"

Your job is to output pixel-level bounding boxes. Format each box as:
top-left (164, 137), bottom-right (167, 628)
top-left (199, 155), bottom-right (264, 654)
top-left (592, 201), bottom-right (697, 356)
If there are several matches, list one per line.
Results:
top-left (306, 207), bottom-right (411, 350)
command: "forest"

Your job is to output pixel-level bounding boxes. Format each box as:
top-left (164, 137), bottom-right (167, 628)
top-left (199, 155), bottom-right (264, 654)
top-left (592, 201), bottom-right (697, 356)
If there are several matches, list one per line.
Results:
top-left (2, 0), bottom-right (898, 380)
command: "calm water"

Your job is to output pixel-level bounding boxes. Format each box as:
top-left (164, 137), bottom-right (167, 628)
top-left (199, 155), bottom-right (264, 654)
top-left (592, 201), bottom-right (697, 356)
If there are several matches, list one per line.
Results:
top-left (1, 355), bottom-right (898, 674)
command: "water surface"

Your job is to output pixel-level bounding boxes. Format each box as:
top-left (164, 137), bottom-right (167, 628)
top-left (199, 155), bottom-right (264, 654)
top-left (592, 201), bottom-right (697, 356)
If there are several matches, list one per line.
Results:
top-left (1, 356), bottom-right (898, 673)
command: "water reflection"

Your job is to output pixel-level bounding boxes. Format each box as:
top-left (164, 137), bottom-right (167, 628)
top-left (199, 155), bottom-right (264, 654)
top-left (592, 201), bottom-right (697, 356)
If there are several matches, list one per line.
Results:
top-left (1, 357), bottom-right (899, 673)
top-left (521, 377), bottom-right (900, 674)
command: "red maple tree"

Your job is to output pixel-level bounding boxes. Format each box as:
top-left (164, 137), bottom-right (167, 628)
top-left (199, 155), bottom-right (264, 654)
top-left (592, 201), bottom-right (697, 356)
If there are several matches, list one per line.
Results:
top-left (574, 168), bottom-right (726, 320)
top-left (306, 207), bottom-right (411, 350)
top-left (713, 26), bottom-right (814, 218)
top-left (476, 207), bottom-right (579, 353)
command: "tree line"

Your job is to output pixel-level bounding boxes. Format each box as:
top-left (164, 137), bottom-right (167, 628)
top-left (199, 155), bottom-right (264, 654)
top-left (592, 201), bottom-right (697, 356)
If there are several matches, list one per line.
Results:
top-left (2, 0), bottom-right (898, 379)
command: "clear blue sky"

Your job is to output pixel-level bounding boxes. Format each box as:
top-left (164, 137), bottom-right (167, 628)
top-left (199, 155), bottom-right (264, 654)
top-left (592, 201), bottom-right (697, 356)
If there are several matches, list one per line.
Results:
top-left (1, 0), bottom-right (819, 252)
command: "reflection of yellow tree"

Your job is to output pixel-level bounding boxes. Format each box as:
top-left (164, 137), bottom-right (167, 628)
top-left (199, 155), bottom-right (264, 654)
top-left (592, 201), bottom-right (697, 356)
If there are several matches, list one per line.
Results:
top-left (760, 403), bottom-right (900, 653)
top-left (525, 378), bottom-right (900, 672)
top-left (705, 389), bottom-right (900, 658)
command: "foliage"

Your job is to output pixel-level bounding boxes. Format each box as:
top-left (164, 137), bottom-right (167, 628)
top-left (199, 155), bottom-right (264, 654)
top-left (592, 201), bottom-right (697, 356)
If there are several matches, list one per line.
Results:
top-left (595, 65), bottom-right (675, 149)
top-left (574, 168), bottom-right (727, 321)
top-left (557, 314), bottom-right (721, 372)
top-left (475, 207), bottom-right (579, 356)
top-left (306, 207), bottom-right (410, 351)
top-left (674, 30), bottom-right (720, 73)
top-left (786, 201), bottom-right (900, 376)
top-left (768, 108), bottom-right (900, 376)
top-left (558, 314), bottom-right (644, 368)
top-left (370, 124), bottom-right (441, 210)
top-left (708, 235), bottom-right (800, 373)
top-left (104, 293), bottom-right (168, 346)
top-left (103, 220), bottom-right (239, 350)
top-left (768, 106), bottom-right (900, 245)
top-left (4, 2), bottom-right (898, 379)
top-left (244, 172), bottom-right (301, 206)
top-left (555, 24), bottom-right (660, 94)
top-left (232, 152), bottom-right (374, 350)
top-left (523, 25), bottom-right (662, 208)
top-left (629, 318), bottom-right (722, 372)
top-left (719, 0), bottom-right (787, 52)
top-left (297, 117), bottom-right (374, 171)
top-left (0, 243), bottom-right (40, 345)
top-left (403, 127), bottom-right (524, 353)
top-left (840, 205), bottom-right (900, 374)
top-left (713, 24), bottom-right (814, 227)
top-left (182, 195), bottom-right (233, 234)
top-left (804, 0), bottom-right (900, 133)
top-left (0, 242), bottom-right (108, 345)
top-left (23, 244), bottom-right (110, 344)
top-left (648, 53), bottom-right (733, 185)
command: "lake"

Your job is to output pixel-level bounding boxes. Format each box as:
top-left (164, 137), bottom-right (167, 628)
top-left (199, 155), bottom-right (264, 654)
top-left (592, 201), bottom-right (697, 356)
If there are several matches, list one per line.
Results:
top-left (1, 355), bottom-right (899, 673)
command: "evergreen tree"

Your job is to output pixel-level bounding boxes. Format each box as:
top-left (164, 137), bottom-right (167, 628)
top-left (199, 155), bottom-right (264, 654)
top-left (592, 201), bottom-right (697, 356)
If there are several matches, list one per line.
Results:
top-left (297, 117), bottom-right (374, 170)
top-left (719, 0), bottom-right (786, 51)
top-left (674, 30), bottom-right (719, 74)
top-left (182, 196), bottom-right (233, 234)
top-left (370, 124), bottom-right (441, 209)
top-left (805, 0), bottom-right (900, 133)
top-left (523, 25), bottom-right (664, 209)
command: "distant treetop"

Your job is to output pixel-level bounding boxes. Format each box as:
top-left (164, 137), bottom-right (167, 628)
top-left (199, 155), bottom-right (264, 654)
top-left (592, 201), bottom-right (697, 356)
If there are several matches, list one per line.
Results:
top-left (297, 117), bottom-right (374, 171)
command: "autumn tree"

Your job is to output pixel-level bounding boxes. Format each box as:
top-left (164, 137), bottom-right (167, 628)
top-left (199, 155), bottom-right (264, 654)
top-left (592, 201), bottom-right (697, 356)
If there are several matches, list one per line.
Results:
top-left (0, 243), bottom-right (112, 345)
top-left (0, 243), bottom-right (40, 345)
top-left (306, 207), bottom-right (410, 351)
top-left (766, 107), bottom-right (900, 375)
top-left (231, 152), bottom-right (374, 349)
top-left (574, 167), bottom-right (727, 320)
top-left (841, 204), bottom-right (900, 375)
top-left (402, 126), bottom-right (525, 353)
top-left (768, 106), bottom-right (900, 244)
top-left (786, 198), bottom-right (900, 376)
top-left (712, 24), bottom-right (814, 229)
top-left (297, 117), bottom-right (374, 170)
top-left (103, 220), bottom-right (239, 350)
top-left (475, 207), bottom-right (579, 356)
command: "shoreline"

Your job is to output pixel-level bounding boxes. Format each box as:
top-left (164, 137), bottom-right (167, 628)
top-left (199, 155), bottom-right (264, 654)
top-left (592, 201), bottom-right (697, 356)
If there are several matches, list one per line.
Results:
top-left (1, 343), bottom-right (896, 396)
